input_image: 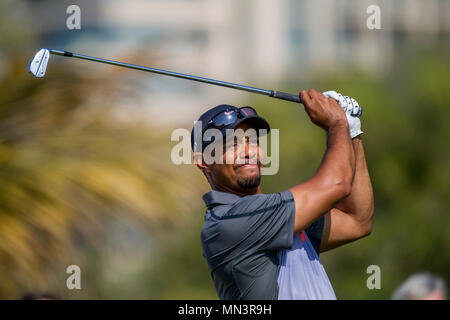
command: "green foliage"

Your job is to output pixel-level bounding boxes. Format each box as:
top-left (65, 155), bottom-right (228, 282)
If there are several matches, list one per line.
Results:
top-left (0, 54), bottom-right (203, 298)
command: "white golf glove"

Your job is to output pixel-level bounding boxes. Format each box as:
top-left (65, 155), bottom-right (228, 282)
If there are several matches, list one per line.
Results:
top-left (322, 90), bottom-right (363, 138)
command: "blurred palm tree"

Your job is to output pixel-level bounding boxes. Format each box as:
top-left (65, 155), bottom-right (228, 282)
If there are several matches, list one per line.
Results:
top-left (0, 52), bottom-right (202, 298)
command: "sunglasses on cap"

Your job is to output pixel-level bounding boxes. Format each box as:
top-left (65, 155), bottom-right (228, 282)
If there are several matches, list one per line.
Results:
top-left (206, 106), bottom-right (258, 130)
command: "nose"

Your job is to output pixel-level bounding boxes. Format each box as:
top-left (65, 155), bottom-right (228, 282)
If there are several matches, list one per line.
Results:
top-left (238, 137), bottom-right (257, 161)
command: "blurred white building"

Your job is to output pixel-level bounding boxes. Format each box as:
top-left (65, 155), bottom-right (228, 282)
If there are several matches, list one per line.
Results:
top-left (28, 0), bottom-right (450, 122)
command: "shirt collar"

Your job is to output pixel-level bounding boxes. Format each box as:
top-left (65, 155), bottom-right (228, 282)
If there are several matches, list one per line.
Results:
top-left (202, 190), bottom-right (242, 209)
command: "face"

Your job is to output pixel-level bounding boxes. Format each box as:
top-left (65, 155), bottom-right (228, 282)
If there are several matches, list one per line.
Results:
top-left (197, 122), bottom-right (264, 195)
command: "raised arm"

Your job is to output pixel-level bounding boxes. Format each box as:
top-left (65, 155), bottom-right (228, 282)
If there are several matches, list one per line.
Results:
top-left (319, 91), bottom-right (374, 252)
top-left (320, 136), bottom-right (374, 252)
top-left (290, 89), bottom-right (356, 234)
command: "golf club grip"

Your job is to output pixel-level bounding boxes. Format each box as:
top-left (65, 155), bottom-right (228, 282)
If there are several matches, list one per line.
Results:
top-left (270, 91), bottom-right (302, 104)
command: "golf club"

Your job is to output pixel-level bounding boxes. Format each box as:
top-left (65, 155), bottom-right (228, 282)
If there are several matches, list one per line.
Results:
top-left (28, 48), bottom-right (362, 117)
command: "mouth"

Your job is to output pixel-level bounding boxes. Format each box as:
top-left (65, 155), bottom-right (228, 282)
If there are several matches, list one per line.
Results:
top-left (234, 162), bottom-right (260, 171)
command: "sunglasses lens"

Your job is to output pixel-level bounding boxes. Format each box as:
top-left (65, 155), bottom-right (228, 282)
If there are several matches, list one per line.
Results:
top-left (208, 107), bottom-right (257, 130)
top-left (212, 110), bottom-right (238, 127)
top-left (239, 107), bottom-right (257, 116)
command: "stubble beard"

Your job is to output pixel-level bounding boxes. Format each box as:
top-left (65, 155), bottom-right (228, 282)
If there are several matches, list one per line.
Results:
top-left (236, 171), bottom-right (261, 189)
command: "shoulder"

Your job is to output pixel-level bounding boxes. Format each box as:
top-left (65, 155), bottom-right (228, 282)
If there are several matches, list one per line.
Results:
top-left (218, 190), bottom-right (294, 220)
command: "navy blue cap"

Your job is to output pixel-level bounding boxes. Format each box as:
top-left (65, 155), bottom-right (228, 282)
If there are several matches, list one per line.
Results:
top-left (191, 104), bottom-right (270, 153)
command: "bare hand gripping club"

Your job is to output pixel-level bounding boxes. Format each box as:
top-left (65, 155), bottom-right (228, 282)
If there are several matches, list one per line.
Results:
top-left (28, 48), bottom-right (363, 116)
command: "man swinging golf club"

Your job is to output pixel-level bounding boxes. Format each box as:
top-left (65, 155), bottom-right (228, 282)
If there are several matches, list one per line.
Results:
top-left (192, 89), bottom-right (374, 300)
top-left (27, 49), bottom-right (373, 299)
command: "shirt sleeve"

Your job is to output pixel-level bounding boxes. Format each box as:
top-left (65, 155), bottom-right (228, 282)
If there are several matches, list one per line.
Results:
top-left (216, 190), bottom-right (296, 252)
top-left (305, 216), bottom-right (325, 255)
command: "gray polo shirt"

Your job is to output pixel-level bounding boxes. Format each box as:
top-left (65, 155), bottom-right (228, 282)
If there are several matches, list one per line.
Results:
top-left (201, 189), bottom-right (336, 300)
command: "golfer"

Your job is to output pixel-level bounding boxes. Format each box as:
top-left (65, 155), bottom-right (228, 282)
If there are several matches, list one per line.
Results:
top-left (191, 89), bottom-right (374, 300)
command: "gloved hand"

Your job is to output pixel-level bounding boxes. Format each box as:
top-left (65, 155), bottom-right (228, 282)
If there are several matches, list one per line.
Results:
top-left (322, 90), bottom-right (363, 138)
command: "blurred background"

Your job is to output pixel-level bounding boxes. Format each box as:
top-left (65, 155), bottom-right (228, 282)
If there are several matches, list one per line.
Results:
top-left (0, 0), bottom-right (449, 299)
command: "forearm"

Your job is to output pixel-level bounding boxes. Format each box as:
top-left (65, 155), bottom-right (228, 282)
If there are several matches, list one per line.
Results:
top-left (290, 122), bottom-right (356, 233)
top-left (317, 122), bottom-right (355, 189)
top-left (308, 121), bottom-right (356, 210)
top-left (335, 137), bottom-right (374, 225)
top-left (291, 89), bottom-right (357, 234)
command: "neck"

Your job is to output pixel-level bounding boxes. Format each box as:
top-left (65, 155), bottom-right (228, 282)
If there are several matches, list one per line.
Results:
top-left (212, 184), bottom-right (262, 196)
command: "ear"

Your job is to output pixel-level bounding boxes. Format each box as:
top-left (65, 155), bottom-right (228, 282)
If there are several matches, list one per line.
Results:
top-left (194, 152), bottom-right (211, 174)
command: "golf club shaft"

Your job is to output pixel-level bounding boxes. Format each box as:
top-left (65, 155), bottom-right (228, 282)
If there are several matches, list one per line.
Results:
top-left (48, 49), bottom-right (302, 104)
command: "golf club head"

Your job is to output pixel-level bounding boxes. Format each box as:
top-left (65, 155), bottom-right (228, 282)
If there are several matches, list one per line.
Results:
top-left (28, 48), bottom-right (50, 78)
